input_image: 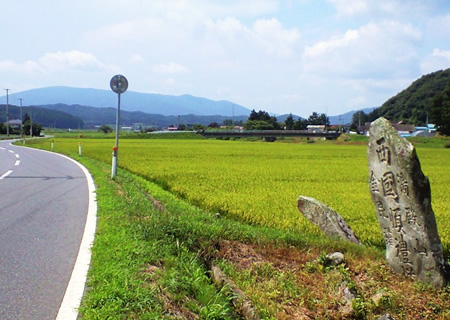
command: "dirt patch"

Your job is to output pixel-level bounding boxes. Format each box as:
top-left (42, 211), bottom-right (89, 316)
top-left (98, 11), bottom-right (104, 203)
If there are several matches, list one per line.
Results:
top-left (216, 240), bottom-right (450, 319)
top-left (161, 293), bottom-right (200, 320)
top-left (218, 240), bottom-right (318, 271)
top-left (145, 192), bottom-right (166, 212)
top-left (218, 240), bottom-right (265, 269)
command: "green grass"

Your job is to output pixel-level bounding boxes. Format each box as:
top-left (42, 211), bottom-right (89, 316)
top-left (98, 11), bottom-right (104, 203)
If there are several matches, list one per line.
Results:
top-left (74, 158), bottom-right (240, 319)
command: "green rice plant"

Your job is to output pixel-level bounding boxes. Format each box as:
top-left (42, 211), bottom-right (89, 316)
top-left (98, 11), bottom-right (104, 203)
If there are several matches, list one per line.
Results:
top-left (27, 137), bottom-right (450, 253)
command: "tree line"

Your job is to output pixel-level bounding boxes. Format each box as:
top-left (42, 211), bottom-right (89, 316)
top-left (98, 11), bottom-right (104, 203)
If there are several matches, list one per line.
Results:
top-left (199, 109), bottom-right (330, 131)
top-left (0, 113), bottom-right (42, 136)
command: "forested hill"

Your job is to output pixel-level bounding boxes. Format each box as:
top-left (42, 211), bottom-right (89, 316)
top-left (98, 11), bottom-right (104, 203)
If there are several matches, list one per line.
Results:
top-left (0, 105), bottom-right (83, 129)
top-left (373, 68), bottom-right (450, 125)
top-left (36, 103), bottom-right (248, 128)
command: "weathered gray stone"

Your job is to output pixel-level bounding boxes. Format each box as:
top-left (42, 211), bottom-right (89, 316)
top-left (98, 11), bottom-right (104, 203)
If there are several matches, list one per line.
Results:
top-left (325, 252), bottom-right (345, 266)
top-left (368, 117), bottom-right (449, 288)
top-left (297, 196), bottom-right (361, 245)
top-left (378, 314), bottom-right (395, 320)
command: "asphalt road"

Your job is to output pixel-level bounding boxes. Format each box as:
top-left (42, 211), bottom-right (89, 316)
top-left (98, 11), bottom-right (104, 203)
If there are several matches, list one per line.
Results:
top-left (0, 140), bottom-right (89, 319)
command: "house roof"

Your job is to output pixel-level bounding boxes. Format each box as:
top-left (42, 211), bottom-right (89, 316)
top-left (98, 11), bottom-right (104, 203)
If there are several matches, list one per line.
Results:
top-left (359, 122), bottom-right (415, 133)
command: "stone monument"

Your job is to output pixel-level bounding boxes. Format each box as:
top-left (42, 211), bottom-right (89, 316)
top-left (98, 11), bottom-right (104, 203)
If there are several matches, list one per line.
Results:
top-left (297, 196), bottom-right (361, 245)
top-left (368, 117), bottom-right (449, 288)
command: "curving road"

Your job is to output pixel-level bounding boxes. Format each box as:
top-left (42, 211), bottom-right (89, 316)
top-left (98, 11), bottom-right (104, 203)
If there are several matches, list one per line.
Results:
top-left (0, 140), bottom-right (95, 320)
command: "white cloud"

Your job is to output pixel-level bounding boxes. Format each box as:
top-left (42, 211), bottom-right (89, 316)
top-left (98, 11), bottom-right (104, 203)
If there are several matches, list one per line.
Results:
top-left (304, 29), bottom-right (359, 57)
top-left (0, 60), bottom-right (43, 74)
top-left (128, 54), bottom-right (146, 64)
top-left (152, 62), bottom-right (188, 74)
top-left (164, 78), bottom-right (176, 85)
top-left (204, 17), bottom-right (300, 58)
top-left (327, 0), bottom-right (436, 19)
top-left (421, 49), bottom-right (450, 74)
top-left (253, 18), bottom-right (300, 57)
top-left (39, 50), bottom-right (108, 71)
top-left (328, 0), bottom-right (370, 17)
top-left (302, 21), bottom-right (422, 79)
top-left (92, 0), bottom-right (278, 19)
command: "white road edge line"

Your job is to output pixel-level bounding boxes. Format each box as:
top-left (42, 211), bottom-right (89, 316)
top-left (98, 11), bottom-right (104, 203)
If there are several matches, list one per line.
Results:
top-left (0, 170), bottom-right (13, 180)
top-left (11, 143), bottom-right (97, 320)
top-left (55, 154), bottom-right (97, 320)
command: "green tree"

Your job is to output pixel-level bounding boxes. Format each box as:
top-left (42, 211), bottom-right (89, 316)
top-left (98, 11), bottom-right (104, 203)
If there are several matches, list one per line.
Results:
top-left (244, 120), bottom-right (276, 130)
top-left (307, 112), bottom-right (330, 126)
top-left (430, 80), bottom-right (450, 135)
top-left (22, 113), bottom-right (42, 136)
top-left (223, 119), bottom-right (233, 126)
top-left (193, 124), bottom-right (205, 131)
top-left (293, 118), bottom-right (308, 130)
top-left (98, 125), bottom-right (113, 134)
top-left (245, 109), bottom-right (280, 130)
top-left (248, 109), bottom-right (272, 121)
top-left (368, 108), bottom-right (380, 122)
top-left (284, 114), bottom-right (295, 130)
top-left (351, 111), bottom-right (368, 127)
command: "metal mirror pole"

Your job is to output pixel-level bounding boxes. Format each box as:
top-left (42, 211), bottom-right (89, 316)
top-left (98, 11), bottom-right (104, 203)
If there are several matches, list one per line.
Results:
top-left (110, 74), bottom-right (128, 179)
top-left (112, 88), bottom-right (121, 179)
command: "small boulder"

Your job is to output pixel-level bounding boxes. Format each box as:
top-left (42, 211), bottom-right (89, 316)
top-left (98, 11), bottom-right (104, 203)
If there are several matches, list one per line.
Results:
top-left (378, 314), bottom-right (395, 320)
top-left (297, 196), bottom-right (361, 245)
top-left (325, 252), bottom-right (345, 266)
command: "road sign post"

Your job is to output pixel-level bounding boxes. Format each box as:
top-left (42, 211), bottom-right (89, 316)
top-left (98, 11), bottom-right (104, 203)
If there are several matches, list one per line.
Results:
top-left (110, 74), bottom-right (128, 179)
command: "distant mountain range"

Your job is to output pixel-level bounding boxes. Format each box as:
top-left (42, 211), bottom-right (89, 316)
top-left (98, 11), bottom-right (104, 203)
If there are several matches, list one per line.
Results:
top-left (0, 86), bottom-right (385, 129)
top-left (3, 86), bottom-right (251, 117)
top-left (328, 107), bottom-right (376, 125)
top-left (34, 104), bottom-right (248, 128)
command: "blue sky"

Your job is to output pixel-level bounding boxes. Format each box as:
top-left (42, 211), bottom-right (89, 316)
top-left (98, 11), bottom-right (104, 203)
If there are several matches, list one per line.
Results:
top-left (1, 0), bottom-right (450, 117)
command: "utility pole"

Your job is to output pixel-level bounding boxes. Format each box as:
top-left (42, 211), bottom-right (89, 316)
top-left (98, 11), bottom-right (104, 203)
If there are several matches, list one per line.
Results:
top-left (30, 104), bottom-right (33, 137)
top-left (18, 98), bottom-right (23, 137)
top-left (232, 104), bottom-right (235, 124)
top-left (5, 89), bottom-right (10, 137)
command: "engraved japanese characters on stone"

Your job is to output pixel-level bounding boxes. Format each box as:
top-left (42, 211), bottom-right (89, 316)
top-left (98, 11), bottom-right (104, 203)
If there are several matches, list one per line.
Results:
top-left (388, 206), bottom-right (402, 233)
top-left (375, 138), bottom-right (391, 164)
top-left (370, 171), bottom-right (380, 193)
top-left (396, 172), bottom-right (409, 196)
top-left (382, 172), bottom-right (399, 200)
top-left (376, 200), bottom-right (388, 219)
top-left (368, 117), bottom-right (449, 288)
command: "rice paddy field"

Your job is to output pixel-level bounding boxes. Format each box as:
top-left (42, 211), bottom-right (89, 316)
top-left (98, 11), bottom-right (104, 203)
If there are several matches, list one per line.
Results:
top-left (32, 137), bottom-right (450, 252)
